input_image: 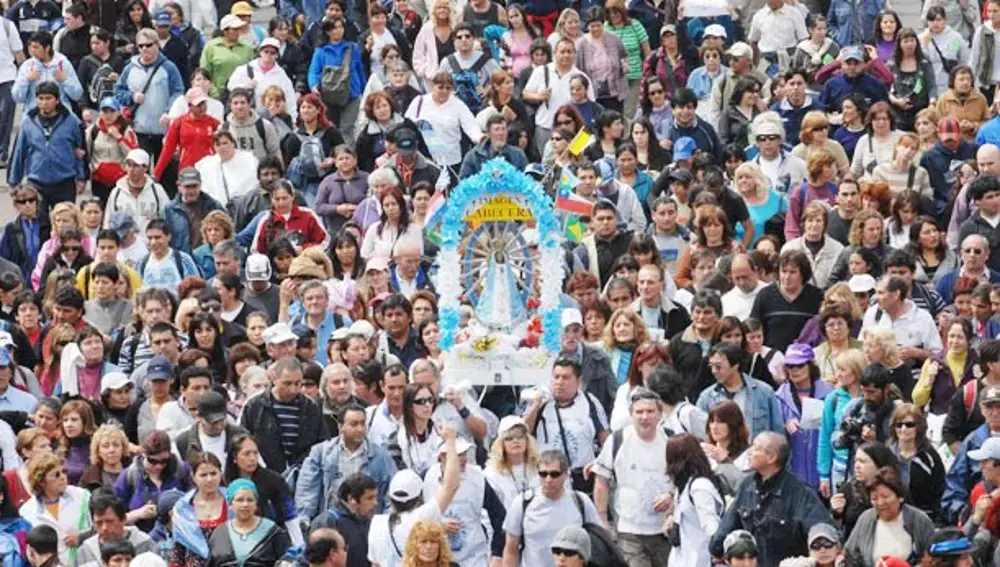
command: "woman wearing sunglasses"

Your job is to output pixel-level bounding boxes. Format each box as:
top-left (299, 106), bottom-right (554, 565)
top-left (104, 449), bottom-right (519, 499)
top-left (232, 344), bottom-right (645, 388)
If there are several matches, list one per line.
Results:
top-left (776, 344), bottom-right (833, 492)
top-left (115, 430), bottom-right (191, 533)
top-left (387, 383), bottom-right (442, 478)
top-left (17, 453), bottom-right (92, 565)
top-left (889, 404), bottom-right (945, 521)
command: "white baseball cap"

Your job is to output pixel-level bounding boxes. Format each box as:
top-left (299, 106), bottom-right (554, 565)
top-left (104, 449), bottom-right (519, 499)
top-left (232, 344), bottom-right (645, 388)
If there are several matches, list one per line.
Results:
top-left (220, 14), bottom-right (245, 29)
top-left (260, 37), bottom-right (280, 52)
top-left (388, 470), bottom-right (423, 502)
top-left (498, 415), bottom-right (527, 435)
top-left (125, 149), bottom-right (150, 166)
top-left (436, 437), bottom-right (474, 456)
top-left (561, 308), bottom-right (583, 329)
top-left (263, 323), bottom-right (297, 345)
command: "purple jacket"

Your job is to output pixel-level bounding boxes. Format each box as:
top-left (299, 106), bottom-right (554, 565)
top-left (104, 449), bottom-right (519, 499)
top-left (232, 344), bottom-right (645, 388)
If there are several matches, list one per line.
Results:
top-left (777, 379), bottom-right (834, 490)
top-left (314, 170), bottom-right (370, 235)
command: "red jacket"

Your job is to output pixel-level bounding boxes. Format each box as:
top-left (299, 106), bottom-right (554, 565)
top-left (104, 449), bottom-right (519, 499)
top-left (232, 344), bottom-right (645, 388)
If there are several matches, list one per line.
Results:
top-left (154, 112), bottom-right (220, 180)
top-left (252, 205), bottom-right (329, 253)
top-left (967, 481), bottom-right (1000, 534)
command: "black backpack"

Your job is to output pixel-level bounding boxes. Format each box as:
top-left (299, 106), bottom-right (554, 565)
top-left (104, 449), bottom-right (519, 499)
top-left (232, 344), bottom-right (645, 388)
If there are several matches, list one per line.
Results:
top-left (449, 53), bottom-right (489, 114)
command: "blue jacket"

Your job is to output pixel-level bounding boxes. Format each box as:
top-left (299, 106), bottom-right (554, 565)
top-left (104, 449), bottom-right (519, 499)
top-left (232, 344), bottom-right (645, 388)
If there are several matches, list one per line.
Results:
top-left (977, 116), bottom-right (1000, 146)
top-left (11, 53), bottom-right (84, 110)
top-left (192, 243), bottom-right (215, 280)
top-left (8, 105), bottom-right (86, 187)
top-left (935, 269), bottom-right (1000, 304)
top-left (819, 72), bottom-right (888, 111)
top-left (163, 193), bottom-right (225, 255)
top-left (777, 379), bottom-right (833, 491)
top-left (294, 437), bottom-right (396, 520)
top-left (670, 117), bottom-right (723, 162)
top-left (818, 387), bottom-right (859, 487)
top-left (279, 0), bottom-right (327, 28)
top-left (826, 0), bottom-right (884, 47)
top-left (771, 96), bottom-right (825, 146)
top-left (921, 140), bottom-right (978, 218)
top-left (172, 489), bottom-right (229, 560)
top-left (942, 424), bottom-right (992, 523)
top-left (458, 143), bottom-right (529, 179)
top-left (686, 65), bottom-right (727, 101)
top-left (307, 41), bottom-right (367, 100)
top-left (113, 52), bottom-right (185, 135)
top-left (696, 374), bottom-right (785, 439)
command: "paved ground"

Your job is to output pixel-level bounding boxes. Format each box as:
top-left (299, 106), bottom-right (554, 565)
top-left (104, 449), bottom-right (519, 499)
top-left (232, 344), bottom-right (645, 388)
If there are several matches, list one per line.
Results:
top-left (0, 5), bottom-right (277, 224)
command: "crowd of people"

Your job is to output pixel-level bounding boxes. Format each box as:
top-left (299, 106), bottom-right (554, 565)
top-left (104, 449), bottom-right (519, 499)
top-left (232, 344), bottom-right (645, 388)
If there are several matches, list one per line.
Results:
top-left (7, 0), bottom-right (1000, 565)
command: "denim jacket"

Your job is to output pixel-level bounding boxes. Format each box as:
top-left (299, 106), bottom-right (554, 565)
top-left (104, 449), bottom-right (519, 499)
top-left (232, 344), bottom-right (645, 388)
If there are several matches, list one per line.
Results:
top-left (695, 374), bottom-right (785, 439)
top-left (294, 437), bottom-right (397, 521)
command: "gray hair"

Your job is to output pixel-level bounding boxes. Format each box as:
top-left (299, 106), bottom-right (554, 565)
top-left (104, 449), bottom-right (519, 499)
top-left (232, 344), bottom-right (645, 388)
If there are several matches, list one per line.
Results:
top-left (299, 280), bottom-right (328, 298)
top-left (408, 358), bottom-right (440, 383)
top-left (368, 167), bottom-right (400, 189)
top-left (212, 238), bottom-right (241, 259)
top-left (538, 450), bottom-right (570, 473)
top-left (135, 28), bottom-right (158, 45)
top-left (389, 60), bottom-right (411, 73)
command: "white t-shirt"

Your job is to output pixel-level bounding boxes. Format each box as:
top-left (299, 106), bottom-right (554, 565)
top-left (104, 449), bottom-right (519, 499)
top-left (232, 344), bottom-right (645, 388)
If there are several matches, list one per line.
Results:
top-left (422, 464), bottom-right (489, 567)
top-left (523, 63), bottom-right (594, 131)
top-left (198, 430), bottom-right (227, 464)
top-left (195, 151), bottom-right (259, 206)
top-left (872, 514), bottom-right (912, 563)
top-left (366, 402), bottom-right (401, 448)
top-left (367, 500), bottom-right (442, 567)
top-left (403, 93), bottom-right (483, 166)
top-left (534, 391), bottom-right (608, 469)
top-left (484, 463), bottom-right (541, 510)
top-left (593, 426), bottom-right (673, 535)
top-left (502, 489), bottom-right (602, 567)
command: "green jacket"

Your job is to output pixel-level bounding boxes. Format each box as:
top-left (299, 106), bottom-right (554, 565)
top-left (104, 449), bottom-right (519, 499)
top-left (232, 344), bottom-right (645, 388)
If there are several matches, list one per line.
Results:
top-left (199, 38), bottom-right (255, 97)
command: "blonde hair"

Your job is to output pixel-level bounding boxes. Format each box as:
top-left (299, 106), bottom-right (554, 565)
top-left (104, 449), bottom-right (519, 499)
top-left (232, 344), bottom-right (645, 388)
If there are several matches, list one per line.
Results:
top-left (823, 282), bottom-right (863, 321)
top-left (401, 521), bottom-right (453, 567)
top-left (50, 202), bottom-right (83, 230)
top-left (799, 111), bottom-right (830, 146)
top-left (915, 108), bottom-right (941, 141)
top-left (27, 452), bottom-right (64, 495)
top-left (200, 211), bottom-right (235, 244)
top-left (892, 133), bottom-right (920, 160)
top-left (865, 327), bottom-right (902, 367)
top-left (431, 0), bottom-right (456, 26)
top-left (733, 162), bottom-right (770, 199)
top-left (261, 85), bottom-right (286, 105)
top-left (175, 297), bottom-right (201, 333)
top-left (486, 425), bottom-right (540, 475)
top-left (554, 8), bottom-right (581, 37)
top-left (89, 425), bottom-right (129, 467)
top-left (602, 308), bottom-right (650, 350)
top-left (834, 348), bottom-right (867, 382)
top-left (847, 209), bottom-right (884, 247)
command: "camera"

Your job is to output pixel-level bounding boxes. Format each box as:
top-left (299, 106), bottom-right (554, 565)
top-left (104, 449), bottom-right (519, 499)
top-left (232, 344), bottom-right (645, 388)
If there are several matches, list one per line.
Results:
top-left (841, 407), bottom-right (877, 444)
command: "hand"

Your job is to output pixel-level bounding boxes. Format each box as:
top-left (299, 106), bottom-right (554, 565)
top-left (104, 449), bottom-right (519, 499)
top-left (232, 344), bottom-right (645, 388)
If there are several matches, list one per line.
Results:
top-left (621, 60), bottom-right (630, 74)
top-left (785, 419), bottom-right (800, 435)
top-left (701, 442), bottom-right (725, 462)
top-left (531, 388), bottom-right (547, 408)
top-left (861, 424), bottom-right (876, 442)
top-left (75, 180), bottom-right (87, 194)
top-left (336, 203), bottom-right (357, 217)
top-left (582, 461), bottom-right (595, 480)
top-left (661, 139), bottom-right (673, 150)
top-left (899, 347), bottom-right (923, 360)
top-left (830, 493), bottom-right (846, 514)
top-left (320, 157), bottom-right (335, 169)
top-left (501, 105), bottom-right (517, 122)
top-left (366, 35), bottom-right (375, 51)
top-left (863, 45), bottom-right (877, 61)
top-left (53, 68), bottom-right (67, 83)
top-left (279, 278), bottom-right (297, 305)
top-left (927, 361), bottom-right (940, 377)
top-left (26, 68), bottom-right (41, 82)
top-left (820, 480), bottom-right (831, 499)
top-left (440, 425), bottom-right (457, 442)
top-left (652, 492), bottom-right (673, 513)
top-left (296, 14), bottom-right (306, 26)
top-left (960, 119), bottom-right (975, 133)
top-left (444, 388), bottom-right (464, 410)
top-left (974, 494), bottom-right (992, 524)
top-left (74, 148), bottom-right (86, 160)
top-left (538, 88), bottom-right (552, 101)
top-left (443, 518), bottom-right (461, 535)
top-left (107, 125), bottom-right (121, 139)
top-left (108, 72), bottom-right (119, 82)
top-left (133, 92), bottom-right (145, 105)
top-left (63, 533), bottom-right (80, 547)
top-left (138, 502), bottom-right (157, 520)
top-left (124, 44), bottom-right (135, 54)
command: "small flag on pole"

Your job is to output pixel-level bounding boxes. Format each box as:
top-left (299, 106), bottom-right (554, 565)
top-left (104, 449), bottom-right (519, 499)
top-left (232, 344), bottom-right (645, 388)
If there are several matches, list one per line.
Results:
top-left (554, 168), bottom-right (594, 216)
top-left (567, 129), bottom-right (593, 156)
top-left (564, 216), bottom-right (586, 242)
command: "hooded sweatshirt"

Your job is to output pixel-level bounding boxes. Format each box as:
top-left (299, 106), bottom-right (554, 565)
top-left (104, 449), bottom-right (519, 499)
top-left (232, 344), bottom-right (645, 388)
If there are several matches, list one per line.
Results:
top-left (221, 111), bottom-right (283, 163)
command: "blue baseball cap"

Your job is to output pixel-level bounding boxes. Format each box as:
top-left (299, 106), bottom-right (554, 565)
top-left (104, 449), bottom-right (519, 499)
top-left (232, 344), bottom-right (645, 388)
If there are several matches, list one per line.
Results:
top-left (153, 8), bottom-right (171, 26)
top-left (147, 355), bottom-right (174, 381)
top-left (674, 137), bottom-right (697, 160)
top-left (840, 45), bottom-right (864, 62)
top-left (99, 96), bottom-right (121, 111)
top-left (0, 348), bottom-right (11, 367)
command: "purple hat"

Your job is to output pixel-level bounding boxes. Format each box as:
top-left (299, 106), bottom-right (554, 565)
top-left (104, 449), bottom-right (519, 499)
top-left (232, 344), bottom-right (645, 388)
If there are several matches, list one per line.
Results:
top-left (784, 343), bottom-right (815, 366)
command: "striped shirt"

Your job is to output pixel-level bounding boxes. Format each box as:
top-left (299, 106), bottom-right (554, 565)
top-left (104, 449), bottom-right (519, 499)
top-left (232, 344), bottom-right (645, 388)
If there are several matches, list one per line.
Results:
top-left (272, 400), bottom-right (301, 459)
top-left (608, 20), bottom-right (648, 81)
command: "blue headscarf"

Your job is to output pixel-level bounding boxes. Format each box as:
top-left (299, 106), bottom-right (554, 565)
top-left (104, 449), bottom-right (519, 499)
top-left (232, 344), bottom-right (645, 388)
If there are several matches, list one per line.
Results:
top-left (226, 479), bottom-right (258, 503)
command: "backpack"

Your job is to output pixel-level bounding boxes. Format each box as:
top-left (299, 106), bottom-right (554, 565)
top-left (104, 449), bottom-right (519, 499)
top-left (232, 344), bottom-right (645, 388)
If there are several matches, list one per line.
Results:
top-left (519, 490), bottom-right (627, 567)
top-left (449, 53), bottom-right (489, 114)
top-left (320, 45), bottom-right (353, 108)
top-left (88, 61), bottom-right (117, 104)
top-left (293, 131), bottom-right (329, 180)
top-left (137, 249), bottom-right (185, 281)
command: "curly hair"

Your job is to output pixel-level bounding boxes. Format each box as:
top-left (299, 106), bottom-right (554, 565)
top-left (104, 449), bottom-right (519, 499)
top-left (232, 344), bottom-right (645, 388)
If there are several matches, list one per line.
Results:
top-left (89, 425), bottom-right (129, 468)
top-left (847, 209), bottom-right (884, 247)
top-left (602, 308), bottom-right (650, 350)
top-left (401, 521), bottom-right (453, 567)
top-left (27, 452), bottom-right (65, 495)
top-left (200, 211), bottom-right (235, 246)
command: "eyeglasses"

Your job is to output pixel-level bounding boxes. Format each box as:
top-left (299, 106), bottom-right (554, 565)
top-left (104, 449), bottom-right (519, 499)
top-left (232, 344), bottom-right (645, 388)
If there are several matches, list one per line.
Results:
top-left (809, 540), bottom-right (837, 551)
top-left (964, 248), bottom-right (985, 255)
top-left (756, 135), bottom-right (780, 142)
top-left (552, 548), bottom-right (581, 558)
top-left (61, 245), bottom-right (81, 252)
top-left (895, 421), bottom-right (918, 429)
top-left (412, 396), bottom-right (435, 406)
top-left (147, 457), bottom-right (170, 466)
top-left (538, 470), bottom-right (563, 479)
top-left (785, 362), bottom-right (807, 370)
top-left (551, 136), bottom-right (563, 142)
top-left (14, 198), bottom-right (36, 205)
top-left (137, 42), bottom-right (155, 49)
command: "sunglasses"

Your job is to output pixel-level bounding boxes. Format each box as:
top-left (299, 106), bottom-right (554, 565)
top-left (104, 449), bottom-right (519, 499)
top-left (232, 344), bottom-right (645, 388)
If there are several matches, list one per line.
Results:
top-left (201, 303), bottom-right (222, 312)
top-left (61, 245), bottom-right (81, 252)
top-left (895, 421), bottom-right (918, 429)
top-left (413, 396), bottom-right (435, 406)
top-left (538, 470), bottom-right (563, 479)
top-left (785, 362), bottom-right (807, 370)
top-left (756, 135), bottom-right (781, 142)
top-left (137, 42), bottom-right (155, 49)
top-left (810, 540), bottom-right (837, 551)
top-left (964, 248), bottom-right (984, 255)
top-left (552, 548), bottom-right (581, 558)
top-left (505, 432), bottom-right (527, 441)
top-left (551, 136), bottom-right (563, 142)
top-left (14, 198), bottom-right (36, 205)
top-left (147, 457), bottom-right (170, 466)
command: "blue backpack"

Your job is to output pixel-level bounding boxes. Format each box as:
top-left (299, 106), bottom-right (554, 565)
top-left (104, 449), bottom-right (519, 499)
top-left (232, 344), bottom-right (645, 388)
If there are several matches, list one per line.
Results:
top-left (449, 53), bottom-right (489, 114)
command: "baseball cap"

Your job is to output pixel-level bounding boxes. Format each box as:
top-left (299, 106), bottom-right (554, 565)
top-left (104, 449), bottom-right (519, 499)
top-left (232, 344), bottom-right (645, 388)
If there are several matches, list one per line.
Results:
top-left (436, 437), bottom-right (473, 456)
top-left (808, 523), bottom-right (841, 547)
top-left (157, 489), bottom-right (184, 517)
top-left (724, 530), bottom-right (758, 558)
top-left (220, 14), bottom-right (245, 29)
top-left (784, 343), bottom-right (815, 366)
top-left (983, 385), bottom-right (1000, 405)
top-left (264, 322), bottom-right (298, 345)
top-left (0, 348), bottom-right (11, 367)
top-left (125, 149), bottom-right (149, 166)
top-left (107, 211), bottom-right (137, 238)
top-left (369, 291), bottom-right (392, 307)
top-left (659, 24), bottom-right (676, 36)
top-left (288, 256), bottom-right (325, 279)
top-left (231, 1), bottom-right (253, 15)
top-left (366, 256), bottom-right (390, 273)
top-left (388, 470), bottom-right (423, 502)
top-left (726, 42), bottom-right (752, 59)
top-left (551, 526), bottom-right (592, 562)
top-left (969, 437), bottom-right (1000, 461)
top-left (848, 274), bottom-right (877, 293)
top-left (101, 372), bottom-right (132, 394)
top-left (196, 391), bottom-right (228, 423)
top-left (153, 8), bottom-right (171, 26)
top-left (498, 415), bottom-right (527, 435)
top-left (260, 37), bottom-right (280, 52)
top-left (246, 254), bottom-right (272, 282)
top-left (394, 128), bottom-right (419, 156)
top-left (939, 117), bottom-right (961, 142)
top-left (703, 24), bottom-right (727, 39)
top-left (667, 169), bottom-right (693, 184)
top-left (840, 46), bottom-right (864, 62)
top-left (99, 97), bottom-right (121, 112)
top-left (177, 167), bottom-right (201, 186)
top-left (876, 557), bottom-right (910, 567)
top-left (561, 307), bottom-right (583, 329)
top-left (0, 332), bottom-right (13, 350)
top-left (186, 87), bottom-right (208, 106)
top-left (673, 137), bottom-right (697, 160)
top-left (350, 320), bottom-right (376, 341)
top-left (147, 355), bottom-right (174, 381)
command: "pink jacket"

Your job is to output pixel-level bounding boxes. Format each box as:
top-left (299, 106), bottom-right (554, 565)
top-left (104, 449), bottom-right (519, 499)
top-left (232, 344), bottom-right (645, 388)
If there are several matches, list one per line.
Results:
top-left (31, 234), bottom-right (97, 291)
top-left (412, 23), bottom-right (442, 85)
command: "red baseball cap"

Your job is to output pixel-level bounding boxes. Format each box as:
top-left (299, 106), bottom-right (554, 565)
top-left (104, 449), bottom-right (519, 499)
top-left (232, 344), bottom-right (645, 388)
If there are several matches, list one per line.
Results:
top-left (938, 117), bottom-right (961, 142)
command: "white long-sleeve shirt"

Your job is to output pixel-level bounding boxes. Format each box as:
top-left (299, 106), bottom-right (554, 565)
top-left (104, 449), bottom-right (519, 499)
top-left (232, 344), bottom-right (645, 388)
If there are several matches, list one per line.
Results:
top-left (194, 150), bottom-right (259, 207)
top-left (227, 59), bottom-right (299, 121)
top-left (404, 93), bottom-right (483, 166)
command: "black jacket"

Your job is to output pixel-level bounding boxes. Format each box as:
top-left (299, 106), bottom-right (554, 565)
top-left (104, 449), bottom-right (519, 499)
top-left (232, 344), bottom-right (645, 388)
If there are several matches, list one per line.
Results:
top-left (388, 9), bottom-right (422, 45)
top-left (277, 40), bottom-right (310, 94)
top-left (312, 501), bottom-right (371, 567)
top-left (176, 24), bottom-right (202, 87)
top-left (359, 27), bottom-right (412, 76)
top-left (77, 52), bottom-right (128, 110)
top-left (709, 469), bottom-right (835, 567)
top-left (354, 116), bottom-right (426, 174)
top-left (207, 521), bottom-right (290, 567)
top-left (175, 423), bottom-right (247, 461)
top-left (667, 327), bottom-right (716, 403)
top-left (39, 251), bottom-right (93, 297)
top-left (159, 35), bottom-right (190, 90)
top-left (57, 24), bottom-right (99, 69)
top-left (0, 215), bottom-right (49, 284)
top-left (239, 391), bottom-right (330, 473)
